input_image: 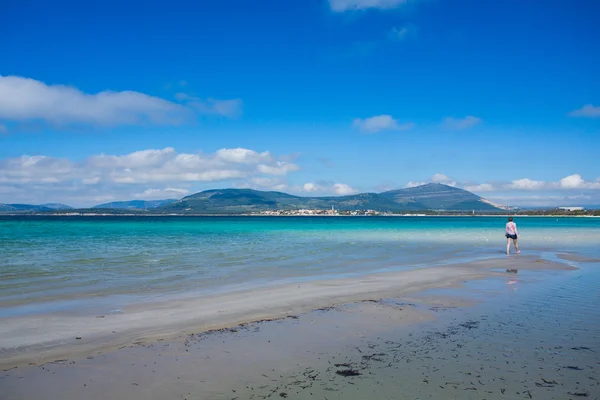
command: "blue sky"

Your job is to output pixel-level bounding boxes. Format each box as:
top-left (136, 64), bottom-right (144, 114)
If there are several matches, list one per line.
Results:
top-left (1, 0), bottom-right (599, 207)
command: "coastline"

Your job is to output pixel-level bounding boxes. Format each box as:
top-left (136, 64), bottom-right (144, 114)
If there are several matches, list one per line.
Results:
top-left (0, 255), bottom-right (576, 370)
top-left (1, 213), bottom-right (598, 217)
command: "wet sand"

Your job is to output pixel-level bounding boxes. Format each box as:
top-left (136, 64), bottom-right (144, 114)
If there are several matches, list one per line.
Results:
top-left (2, 255), bottom-right (598, 400)
top-left (0, 255), bottom-right (573, 370)
top-left (557, 253), bottom-right (600, 263)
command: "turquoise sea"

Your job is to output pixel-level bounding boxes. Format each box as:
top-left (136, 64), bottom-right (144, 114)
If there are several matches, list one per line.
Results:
top-left (1, 216), bottom-right (599, 319)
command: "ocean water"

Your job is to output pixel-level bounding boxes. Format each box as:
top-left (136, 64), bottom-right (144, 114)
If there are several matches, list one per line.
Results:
top-left (1, 216), bottom-right (599, 318)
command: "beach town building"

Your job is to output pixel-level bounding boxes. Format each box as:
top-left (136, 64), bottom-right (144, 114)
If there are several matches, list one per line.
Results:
top-left (558, 206), bottom-right (584, 211)
top-left (252, 208), bottom-right (384, 216)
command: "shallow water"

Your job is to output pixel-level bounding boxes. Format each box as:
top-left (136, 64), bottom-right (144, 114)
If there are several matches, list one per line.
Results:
top-left (215, 257), bottom-right (600, 399)
top-left (1, 216), bottom-right (600, 318)
top-left (2, 253), bottom-right (599, 400)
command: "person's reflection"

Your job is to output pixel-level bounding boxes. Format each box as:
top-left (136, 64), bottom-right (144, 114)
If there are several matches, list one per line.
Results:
top-left (506, 268), bottom-right (518, 288)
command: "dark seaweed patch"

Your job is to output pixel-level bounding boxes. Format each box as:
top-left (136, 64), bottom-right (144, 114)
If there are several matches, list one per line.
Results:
top-left (459, 321), bottom-right (479, 330)
top-left (335, 369), bottom-right (362, 377)
top-left (571, 347), bottom-right (593, 351)
top-left (568, 392), bottom-right (590, 397)
top-left (563, 366), bottom-right (584, 370)
top-left (314, 306), bottom-right (338, 312)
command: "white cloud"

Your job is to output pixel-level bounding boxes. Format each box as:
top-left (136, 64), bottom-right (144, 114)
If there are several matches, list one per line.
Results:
top-left (88, 148), bottom-right (177, 170)
top-left (569, 104), bottom-right (600, 118)
top-left (431, 174), bottom-right (452, 184)
top-left (333, 183), bottom-right (358, 195)
top-left (486, 194), bottom-right (595, 207)
top-left (405, 181), bottom-right (426, 188)
top-left (0, 155), bottom-right (73, 184)
top-left (0, 75), bottom-right (191, 126)
top-left (353, 115), bottom-right (414, 133)
top-left (257, 162), bottom-right (300, 176)
top-left (298, 182), bottom-right (358, 196)
top-left (559, 174), bottom-right (584, 189)
top-left (466, 175), bottom-right (600, 192)
top-left (0, 75), bottom-right (241, 129)
top-left (329, 0), bottom-right (409, 12)
top-left (404, 174), bottom-right (600, 194)
top-left (83, 177), bottom-right (101, 185)
top-left (442, 116), bottom-right (482, 130)
top-left (559, 174), bottom-right (600, 189)
top-left (216, 148), bottom-right (273, 164)
top-left (505, 178), bottom-right (547, 190)
top-left (303, 183), bottom-right (319, 192)
top-left (464, 183), bottom-right (494, 192)
top-left (0, 147), bottom-right (301, 206)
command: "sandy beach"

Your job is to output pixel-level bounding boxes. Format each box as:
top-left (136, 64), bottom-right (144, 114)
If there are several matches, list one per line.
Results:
top-left (3, 253), bottom-right (599, 400)
top-left (0, 255), bottom-right (574, 370)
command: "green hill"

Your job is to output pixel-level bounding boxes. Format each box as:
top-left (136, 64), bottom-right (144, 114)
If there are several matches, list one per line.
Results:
top-left (0, 203), bottom-right (72, 212)
top-left (0, 204), bottom-right (56, 212)
top-left (380, 183), bottom-right (506, 211)
top-left (156, 184), bottom-right (503, 214)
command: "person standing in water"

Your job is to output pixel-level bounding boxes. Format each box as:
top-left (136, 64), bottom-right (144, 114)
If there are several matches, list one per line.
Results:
top-left (505, 217), bottom-right (520, 255)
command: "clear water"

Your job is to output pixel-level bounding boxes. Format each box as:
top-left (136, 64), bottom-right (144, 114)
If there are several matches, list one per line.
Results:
top-left (221, 261), bottom-right (600, 399)
top-left (1, 216), bottom-right (599, 317)
top-left (3, 248), bottom-right (599, 400)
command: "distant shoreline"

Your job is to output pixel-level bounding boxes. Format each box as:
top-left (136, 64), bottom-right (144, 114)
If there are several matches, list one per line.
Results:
top-left (0, 213), bottom-right (598, 217)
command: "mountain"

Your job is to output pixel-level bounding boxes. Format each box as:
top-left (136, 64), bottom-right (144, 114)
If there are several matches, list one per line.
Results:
top-left (93, 199), bottom-right (177, 209)
top-left (156, 184), bottom-right (506, 214)
top-left (381, 183), bottom-right (510, 211)
top-left (160, 189), bottom-right (308, 214)
top-left (0, 203), bottom-right (72, 212)
top-left (160, 189), bottom-right (427, 214)
top-left (0, 204), bottom-right (53, 212)
top-left (307, 193), bottom-right (428, 212)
